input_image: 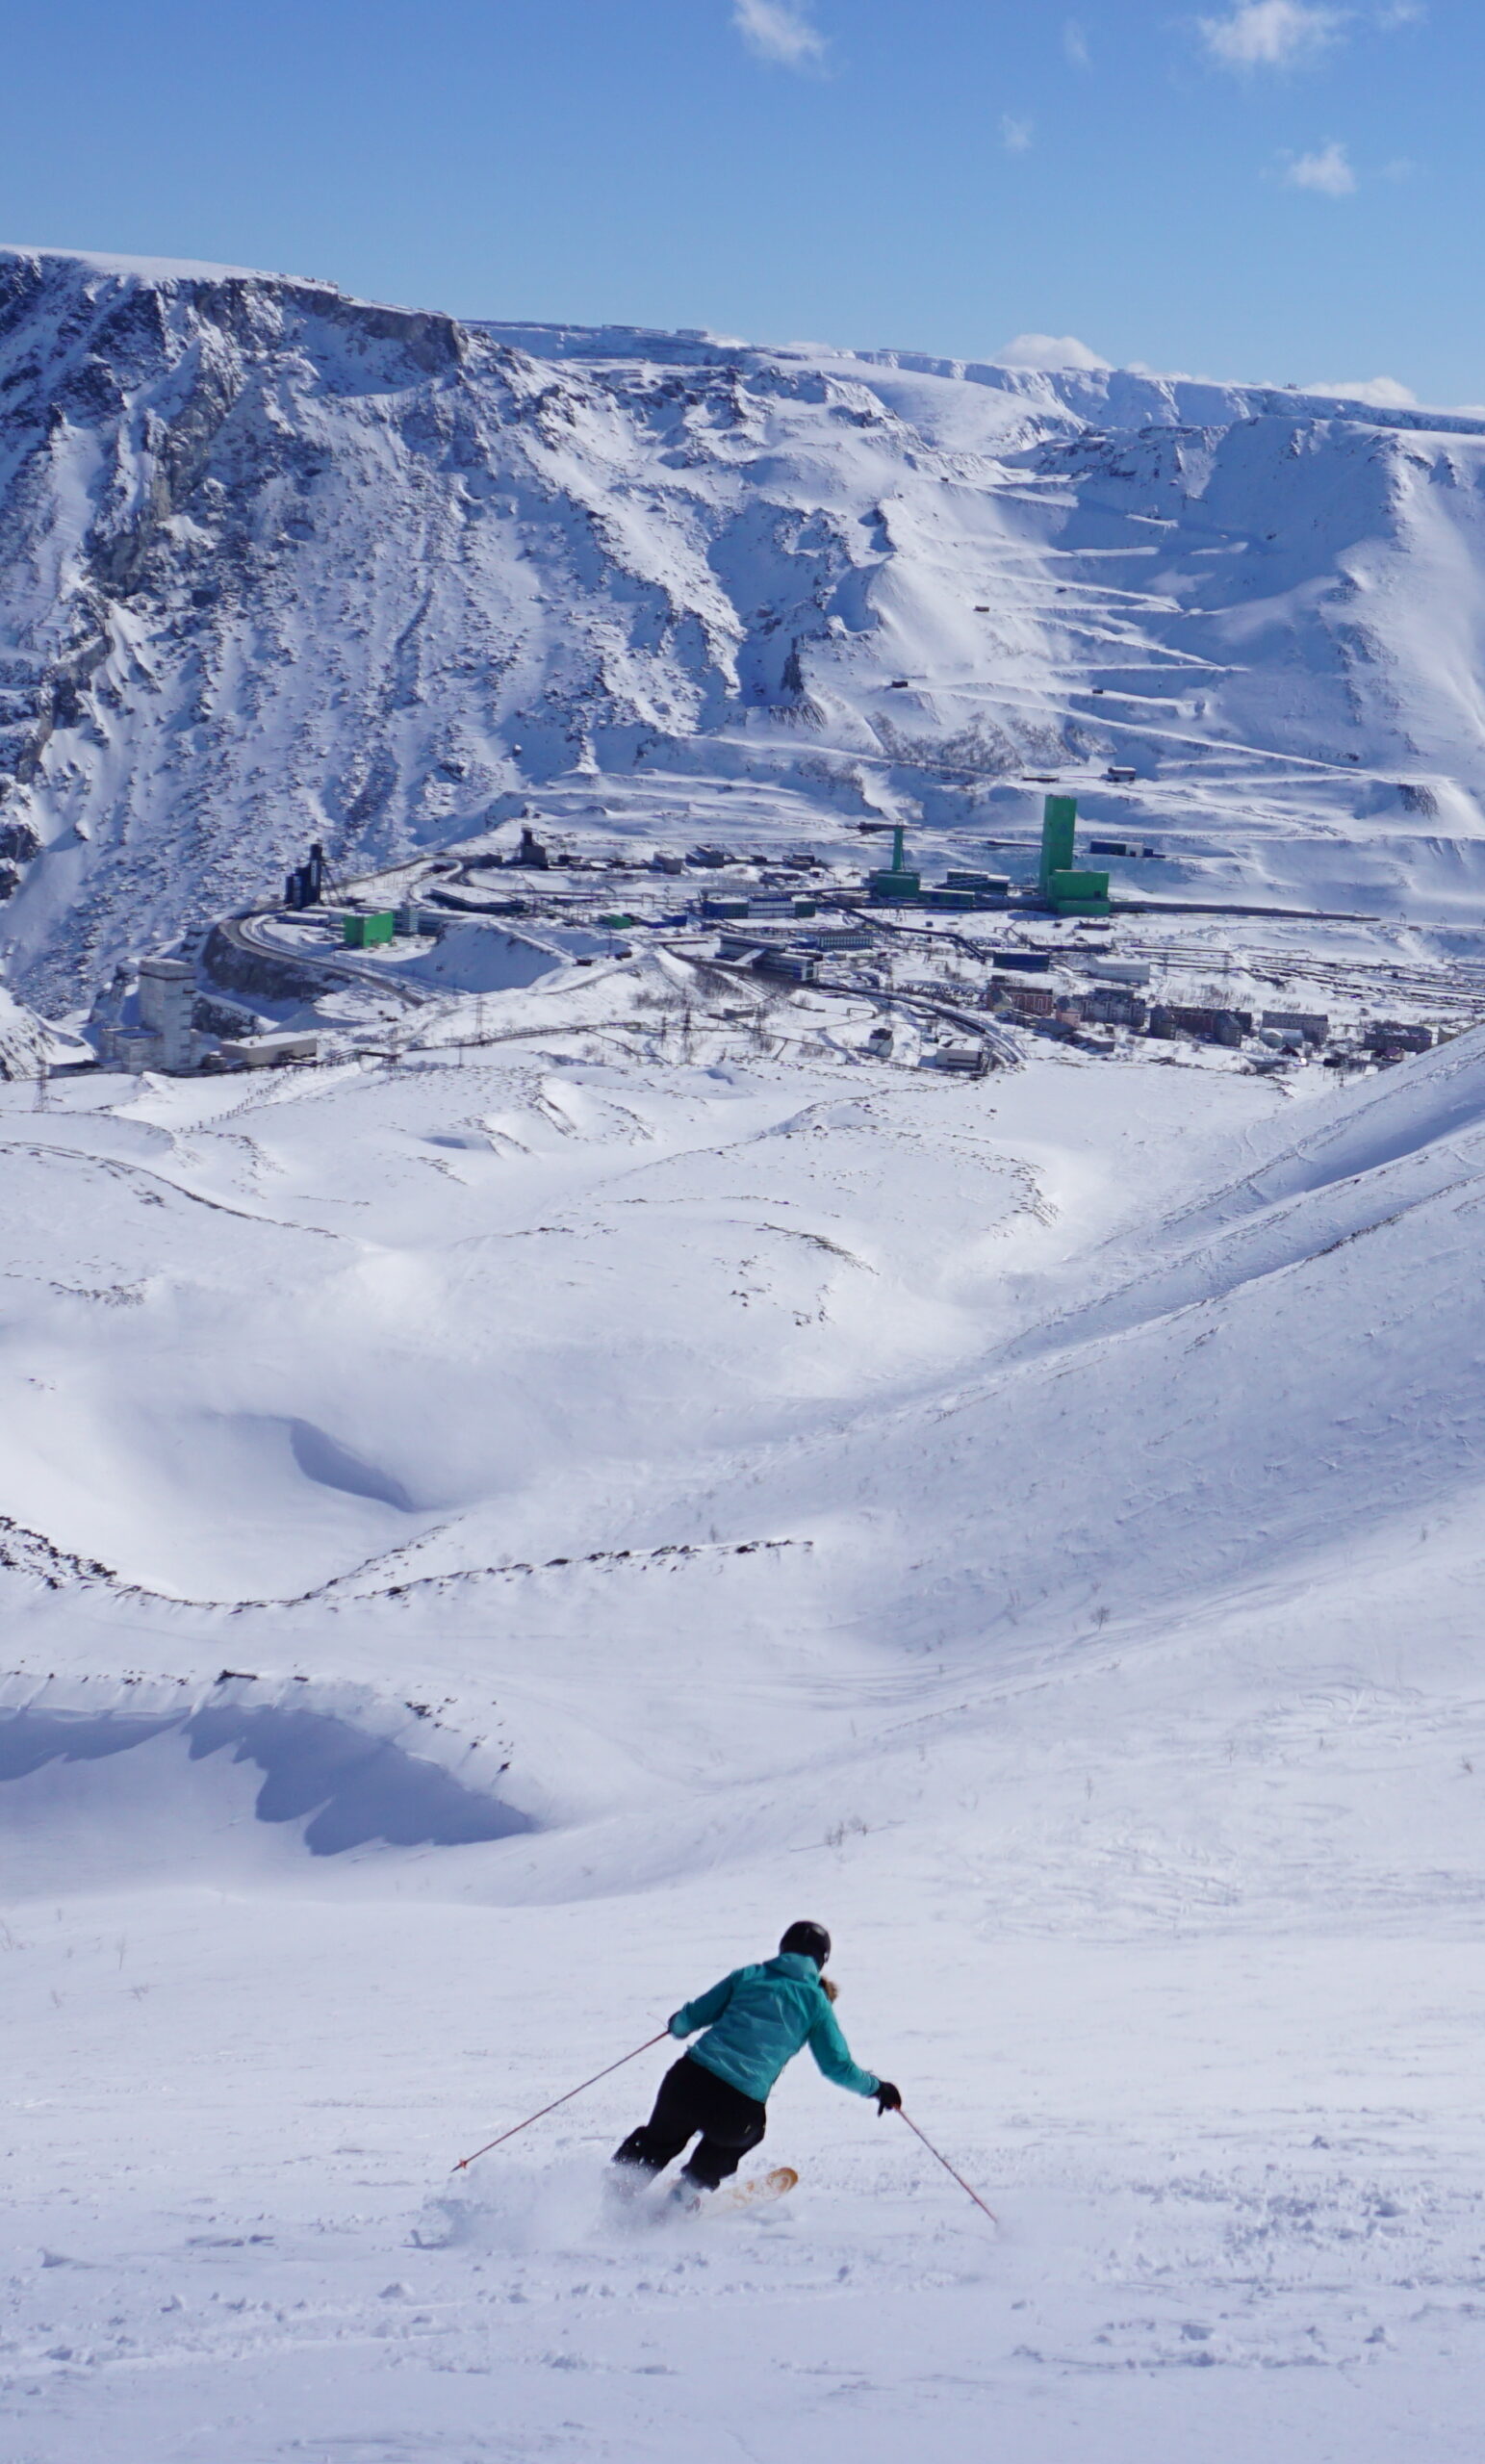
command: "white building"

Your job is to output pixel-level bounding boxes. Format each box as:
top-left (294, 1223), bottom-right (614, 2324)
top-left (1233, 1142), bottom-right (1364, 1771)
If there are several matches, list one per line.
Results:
top-left (135, 957), bottom-right (198, 1071)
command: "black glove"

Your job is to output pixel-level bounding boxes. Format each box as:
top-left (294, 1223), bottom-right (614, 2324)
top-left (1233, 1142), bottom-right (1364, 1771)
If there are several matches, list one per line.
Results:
top-left (875, 2081), bottom-right (902, 2114)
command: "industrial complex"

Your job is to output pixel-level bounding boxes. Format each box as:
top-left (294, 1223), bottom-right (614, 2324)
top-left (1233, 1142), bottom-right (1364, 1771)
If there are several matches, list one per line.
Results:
top-left (74, 793), bottom-right (1480, 1087)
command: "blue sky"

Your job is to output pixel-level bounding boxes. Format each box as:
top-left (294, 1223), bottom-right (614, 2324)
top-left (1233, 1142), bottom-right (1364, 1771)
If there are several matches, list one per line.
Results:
top-left (1, 1), bottom-right (1477, 400)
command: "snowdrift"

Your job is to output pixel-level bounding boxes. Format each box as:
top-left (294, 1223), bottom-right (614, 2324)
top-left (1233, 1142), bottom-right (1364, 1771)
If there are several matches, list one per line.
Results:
top-left (5, 1017), bottom-right (1485, 1901)
top-left (0, 1673), bottom-right (530, 1894)
top-left (733, 1021), bottom-right (1485, 1665)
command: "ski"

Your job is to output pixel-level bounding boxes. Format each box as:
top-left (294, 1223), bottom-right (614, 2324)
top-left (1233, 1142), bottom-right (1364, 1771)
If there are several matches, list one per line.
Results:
top-left (708, 2165), bottom-right (798, 2214)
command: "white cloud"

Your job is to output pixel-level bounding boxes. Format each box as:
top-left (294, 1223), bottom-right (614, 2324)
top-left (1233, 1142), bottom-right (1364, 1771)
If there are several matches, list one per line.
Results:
top-left (995, 333), bottom-right (1111, 371)
top-left (1199, 1), bottom-right (1346, 68)
top-left (1284, 140), bottom-right (1357, 193)
top-left (1000, 114), bottom-right (1035, 154)
top-left (1374, 2), bottom-right (1424, 23)
top-left (1303, 374), bottom-right (1418, 405)
top-left (1063, 19), bottom-right (1092, 67)
top-left (731, 0), bottom-right (826, 68)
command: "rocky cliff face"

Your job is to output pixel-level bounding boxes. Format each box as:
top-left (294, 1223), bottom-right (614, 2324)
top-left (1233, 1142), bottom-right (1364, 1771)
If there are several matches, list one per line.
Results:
top-left (5, 246), bottom-right (1485, 1006)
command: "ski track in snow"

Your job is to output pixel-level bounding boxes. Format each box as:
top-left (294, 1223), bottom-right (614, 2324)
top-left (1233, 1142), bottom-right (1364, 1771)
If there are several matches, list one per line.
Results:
top-left (6, 1911), bottom-right (1485, 2463)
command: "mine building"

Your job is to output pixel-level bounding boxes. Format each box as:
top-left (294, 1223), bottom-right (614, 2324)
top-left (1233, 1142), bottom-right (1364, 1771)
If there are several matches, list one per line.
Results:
top-left (1038, 797), bottom-right (1110, 916)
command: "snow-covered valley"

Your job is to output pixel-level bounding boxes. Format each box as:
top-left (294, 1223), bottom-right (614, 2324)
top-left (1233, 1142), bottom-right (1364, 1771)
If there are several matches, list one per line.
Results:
top-left (8, 1006), bottom-right (1485, 2459)
top-left (6, 246), bottom-right (1485, 2461)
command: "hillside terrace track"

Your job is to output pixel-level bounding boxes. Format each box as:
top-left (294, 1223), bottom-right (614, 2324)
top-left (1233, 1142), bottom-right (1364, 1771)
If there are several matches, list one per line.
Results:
top-left (918, 648), bottom-right (1417, 787)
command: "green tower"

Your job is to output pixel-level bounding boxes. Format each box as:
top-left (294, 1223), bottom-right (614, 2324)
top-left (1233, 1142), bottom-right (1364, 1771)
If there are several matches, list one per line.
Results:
top-left (1039, 796), bottom-right (1077, 890)
top-left (868, 823), bottom-right (922, 904)
top-left (1038, 796), bottom-right (1110, 916)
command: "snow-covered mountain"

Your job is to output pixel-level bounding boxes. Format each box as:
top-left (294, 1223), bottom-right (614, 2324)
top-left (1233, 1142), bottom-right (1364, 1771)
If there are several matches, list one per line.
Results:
top-left (7, 244), bottom-right (1485, 1008)
top-left (11, 245), bottom-right (1485, 2463)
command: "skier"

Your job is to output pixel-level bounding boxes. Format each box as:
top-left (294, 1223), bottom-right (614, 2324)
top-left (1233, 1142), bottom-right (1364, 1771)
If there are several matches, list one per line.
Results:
top-left (611, 1920), bottom-right (900, 2204)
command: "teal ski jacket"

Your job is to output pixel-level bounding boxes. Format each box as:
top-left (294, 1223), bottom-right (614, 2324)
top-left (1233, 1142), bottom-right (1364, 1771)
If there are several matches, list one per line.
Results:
top-left (669, 1951), bottom-right (880, 2106)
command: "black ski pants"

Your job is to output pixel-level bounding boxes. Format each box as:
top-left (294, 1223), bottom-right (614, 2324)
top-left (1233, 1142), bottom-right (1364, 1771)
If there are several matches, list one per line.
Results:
top-left (612, 2053), bottom-right (767, 2191)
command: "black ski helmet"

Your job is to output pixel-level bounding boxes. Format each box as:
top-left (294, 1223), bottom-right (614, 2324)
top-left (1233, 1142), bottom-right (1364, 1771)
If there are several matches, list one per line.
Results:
top-left (780, 1919), bottom-right (831, 1967)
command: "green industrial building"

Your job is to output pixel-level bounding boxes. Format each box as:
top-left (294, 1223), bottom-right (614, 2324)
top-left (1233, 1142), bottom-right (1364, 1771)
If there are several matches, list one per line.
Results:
top-left (862, 806), bottom-right (1111, 914)
top-left (343, 911), bottom-right (397, 948)
top-left (867, 826), bottom-right (922, 904)
top-left (1039, 797), bottom-right (1110, 915)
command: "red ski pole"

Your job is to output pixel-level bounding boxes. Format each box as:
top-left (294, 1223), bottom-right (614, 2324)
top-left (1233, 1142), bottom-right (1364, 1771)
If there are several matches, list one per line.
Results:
top-left (896, 2107), bottom-right (998, 2224)
top-left (451, 2031), bottom-right (670, 2173)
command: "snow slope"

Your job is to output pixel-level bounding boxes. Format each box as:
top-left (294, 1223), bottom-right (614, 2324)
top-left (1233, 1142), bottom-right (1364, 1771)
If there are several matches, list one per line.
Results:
top-left (9, 246), bottom-right (1485, 1006)
top-left (7, 972), bottom-right (1485, 2456)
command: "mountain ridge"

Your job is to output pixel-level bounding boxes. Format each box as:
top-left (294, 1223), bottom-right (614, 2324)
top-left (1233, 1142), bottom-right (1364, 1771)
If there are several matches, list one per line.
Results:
top-left (5, 244), bottom-right (1485, 1009)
